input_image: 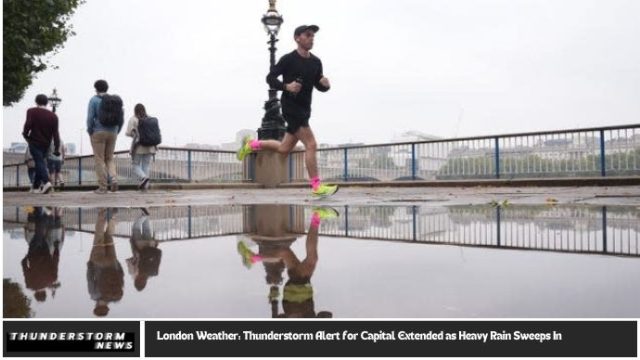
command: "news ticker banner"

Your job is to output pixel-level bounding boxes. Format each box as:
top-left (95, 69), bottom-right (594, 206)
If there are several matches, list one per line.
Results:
top-left (144, 320), bottom-right (637, 357)
top-left (3, 320), bottom-right (637, 357)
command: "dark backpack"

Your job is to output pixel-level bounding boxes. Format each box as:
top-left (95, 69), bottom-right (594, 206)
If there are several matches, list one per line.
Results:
top-left (139, 247), bottom-right (162, 276)
top-left (98, 94), bottom-right (123, 127)
top-left (137, 117), bottom-right (162, 146)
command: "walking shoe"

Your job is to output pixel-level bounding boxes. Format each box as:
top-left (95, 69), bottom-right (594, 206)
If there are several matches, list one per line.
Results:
top-left (138, 177), bottom-right (149, 190)
top-left (28, 186), bottom-right (37, 193)
top-left (40, 182), bottom-right (53, 194)
top-left (94, 188), bottom-right (108, 194)
top-left (110, 182), bottom-right (119, 192)
top-left (312, 206), bottom-right (340, 220)
top-left (236, 136), bottom-right (253, 161)
top-left (311, 183), bottom-right (339, 198)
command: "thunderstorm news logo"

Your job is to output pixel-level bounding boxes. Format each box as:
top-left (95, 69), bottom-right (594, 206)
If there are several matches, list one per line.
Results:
top-left (7, 331), bottom-right (134, 350)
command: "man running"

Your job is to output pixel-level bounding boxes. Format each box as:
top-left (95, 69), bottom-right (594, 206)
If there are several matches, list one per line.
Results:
top-left (237, 24), bottom-right (338, 197)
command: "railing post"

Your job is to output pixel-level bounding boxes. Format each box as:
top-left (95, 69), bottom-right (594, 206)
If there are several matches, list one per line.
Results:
top-left (248, 154), bottom-right (256, 182)
top-left (599, 129), bottom-right (606, 177)
top-left (602, 206), bottom-right (607, 253)
top-left (344, 205), bottom-right (349, 237)
top-left (411, 144), bottom-right (417, 180)
top-left (412, 205), bottom-right (417, 241)
top-left (288, 154), bottom-right (293, 182)
top-left (494, 137), bottom-right (500, 179)
top-left (343, 148), bottom-right (348, 182)
top-left (16, 165), bottom-right (20, 187)
top-left (188, 206), bottom-right (192, 238)
top-left (78, 157), bottom-right (82, 185)
top-left (187, 150), bottom-right (192, 182)
top-left (496, 206), bottom-right (501, 247)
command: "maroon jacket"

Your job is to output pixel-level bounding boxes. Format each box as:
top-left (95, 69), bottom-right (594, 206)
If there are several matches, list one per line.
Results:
top-left (22, 107), bottom-right (60, 152)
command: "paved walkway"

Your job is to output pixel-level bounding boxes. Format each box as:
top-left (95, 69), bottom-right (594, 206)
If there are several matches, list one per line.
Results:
top-left (4, 185), bottom-right (640, 208)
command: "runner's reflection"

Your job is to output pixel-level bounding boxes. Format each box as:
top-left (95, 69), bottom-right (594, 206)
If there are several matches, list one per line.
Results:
top-left (239, 207), bottom-right (338, 318)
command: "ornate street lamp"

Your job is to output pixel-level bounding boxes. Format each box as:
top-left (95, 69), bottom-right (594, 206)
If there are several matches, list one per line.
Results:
top-left (257, 0), bottom-right (286, 140)
top-left (49, 88), bottom-right (61, 113)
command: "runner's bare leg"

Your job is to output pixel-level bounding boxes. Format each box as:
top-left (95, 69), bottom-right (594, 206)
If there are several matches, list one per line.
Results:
top-left (294, 127), bottom-right (318, 179)
top-left (259, 133), bottom-right (298, 155)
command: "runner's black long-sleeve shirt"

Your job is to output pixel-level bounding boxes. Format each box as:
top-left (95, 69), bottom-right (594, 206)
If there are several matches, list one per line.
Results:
top-left (266, 50), bottom-right (329, 121)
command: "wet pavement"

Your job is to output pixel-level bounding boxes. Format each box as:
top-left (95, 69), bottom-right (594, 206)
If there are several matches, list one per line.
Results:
top-left (3, 203), bottom-right (639, 318)
top-left (3, 185), bottom-right (640, 208)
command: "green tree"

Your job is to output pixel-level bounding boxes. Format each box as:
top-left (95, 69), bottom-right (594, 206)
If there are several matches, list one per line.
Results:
top-left (3, 0), bottom-right (84, 106)
top-left (3, 278), bottom-right (32, 318)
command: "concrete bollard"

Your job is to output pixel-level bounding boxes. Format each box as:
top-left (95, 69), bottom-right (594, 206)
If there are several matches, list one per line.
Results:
top-left (254, 152), bottom-right (288, 188)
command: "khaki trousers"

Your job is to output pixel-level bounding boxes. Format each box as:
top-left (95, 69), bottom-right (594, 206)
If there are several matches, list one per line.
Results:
top-left (90, 131), bottom-right (118, 189)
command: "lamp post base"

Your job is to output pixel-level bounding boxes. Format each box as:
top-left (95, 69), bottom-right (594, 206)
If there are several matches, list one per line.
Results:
top-left (257, 93), bottom-right (286, 141)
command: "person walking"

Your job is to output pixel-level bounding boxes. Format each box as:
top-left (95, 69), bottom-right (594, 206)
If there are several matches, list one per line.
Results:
top-left (237, 25), bottom-right (338, 197)
top-left (22, 94), bottom-right (60, 194)
top-left (125, 104), bottom-right (160, 191)
top-left (24, 147), bottom-right (37, 192)
top-left (87, 80), bottom-right (123, 194)
top-left (47, 139), bottom-right (66, 188)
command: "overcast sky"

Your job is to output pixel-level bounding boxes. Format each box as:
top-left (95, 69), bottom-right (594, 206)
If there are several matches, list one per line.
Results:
top-left (3, 0), bottom-right (639, 154)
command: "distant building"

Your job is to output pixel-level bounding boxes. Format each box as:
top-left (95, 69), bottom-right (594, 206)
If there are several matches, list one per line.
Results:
top-left (65, 143), bottom-right (77, 155)
top-left (389, 131), bottom-right (444, 172)
top-left (6, 142), bottom-right (28, 153)
top-left (219, 129), bottom-right (257, 151)
top-left (391, 131), bottom-right (441, 143)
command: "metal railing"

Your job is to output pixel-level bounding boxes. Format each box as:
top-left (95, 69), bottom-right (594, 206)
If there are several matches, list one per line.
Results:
top-left (3, 146), bottom-right (249, 187)
top-left (4, 204), bottom-right (638, 256)
top-left (4, 124), bottom-right (639, 188)
top-left (298, 124), bottom-right (640, 182)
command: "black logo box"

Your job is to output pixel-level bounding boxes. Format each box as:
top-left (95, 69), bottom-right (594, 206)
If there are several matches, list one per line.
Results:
top-left (146, 320), bottom-right (636, 358)
top-left (4, 321), bottom-right (140, 358)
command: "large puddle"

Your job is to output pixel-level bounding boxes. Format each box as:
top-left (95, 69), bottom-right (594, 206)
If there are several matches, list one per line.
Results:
top-left (3, 204), bottom-right (639, 318)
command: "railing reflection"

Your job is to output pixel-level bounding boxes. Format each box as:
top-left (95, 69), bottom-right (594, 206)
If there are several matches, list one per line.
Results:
top-left (4, 205), bottom-right (639, 256)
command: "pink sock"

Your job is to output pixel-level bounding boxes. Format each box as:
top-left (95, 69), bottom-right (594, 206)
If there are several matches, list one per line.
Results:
top-left (249, 139), bottom-right (261, 151)
top-left (310, 176), bottom-right (320, 191)
top-left (310, 212), bottom-right (321, 228)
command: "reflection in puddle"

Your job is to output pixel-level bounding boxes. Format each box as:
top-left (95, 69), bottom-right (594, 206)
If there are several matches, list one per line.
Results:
top-left (19, 207), bottom-right (63, 313)
top-left (3, 204), bottom-right (639, 318)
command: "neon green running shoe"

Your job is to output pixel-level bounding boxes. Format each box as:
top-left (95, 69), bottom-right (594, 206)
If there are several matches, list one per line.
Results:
top-left (237, 241), bottom-right (262, 269)
top-left (312, 206), bottom-right (340, 220)
top-left (311, 183), bottom-right (339, 198)
top-left (236, 136), bottom-right (253, 161)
